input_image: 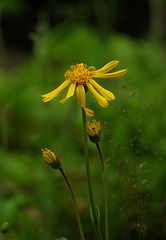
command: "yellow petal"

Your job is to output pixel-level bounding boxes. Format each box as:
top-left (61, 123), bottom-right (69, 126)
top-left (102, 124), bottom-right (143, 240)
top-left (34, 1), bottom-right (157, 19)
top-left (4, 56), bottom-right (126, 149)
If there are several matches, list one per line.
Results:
top-left (60, 83), bottom-right (76, 104)
top-left (94, 60), bottom-right (119, 74)
top-left (87, 82), bottom-right (108, 108)
top-left (76, 85), bottom-right (94, 116)
top-left (41, 80), bottom-right (71, 102)
top-left (84, 108), bottom-right (94, 117)
top-left (76, 84), bottom-right (86, 108)
top-left (93, 69), bottom-right (127, 79)
top-left (89, 79), bottom-right (115, 101)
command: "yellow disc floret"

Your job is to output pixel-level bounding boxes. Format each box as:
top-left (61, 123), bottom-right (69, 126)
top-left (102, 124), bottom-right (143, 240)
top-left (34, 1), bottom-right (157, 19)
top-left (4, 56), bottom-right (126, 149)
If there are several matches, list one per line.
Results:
top-left (64, 63), bottom-right (95, 85)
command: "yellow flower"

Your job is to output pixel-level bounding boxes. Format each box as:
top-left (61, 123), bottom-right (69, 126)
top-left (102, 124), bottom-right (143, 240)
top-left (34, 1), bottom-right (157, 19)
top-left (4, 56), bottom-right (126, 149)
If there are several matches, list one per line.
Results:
top-left (41, 148), bottom-right (62, 169)
top-left (42, 61), bottom-right (127, 117)
top-left (86, 119), bottom-right (101, 143)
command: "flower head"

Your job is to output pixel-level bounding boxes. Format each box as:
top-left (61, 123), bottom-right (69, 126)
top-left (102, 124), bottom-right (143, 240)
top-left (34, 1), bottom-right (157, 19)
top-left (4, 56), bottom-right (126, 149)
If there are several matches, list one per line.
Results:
top-left (41, 148), bottom-right (62, 169)
top-left (86, 119), bottom-right (101, 143)
top-left (42, 61), bottom-right (127, 117)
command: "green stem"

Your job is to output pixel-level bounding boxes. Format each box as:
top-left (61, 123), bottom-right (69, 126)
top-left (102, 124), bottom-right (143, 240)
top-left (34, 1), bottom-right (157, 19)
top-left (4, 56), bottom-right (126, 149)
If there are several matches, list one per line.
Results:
top-left (96, 143), bottom-right (109, 240)
top-left (82, 108), bottom-right (103, 240)
top-left (59, 167), bottom-right (86, 240)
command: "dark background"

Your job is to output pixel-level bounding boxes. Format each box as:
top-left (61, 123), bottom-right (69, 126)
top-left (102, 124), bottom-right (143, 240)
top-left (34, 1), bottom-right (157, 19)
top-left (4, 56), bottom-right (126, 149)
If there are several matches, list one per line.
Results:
top-left (1, 0), bottom-right (152, 51)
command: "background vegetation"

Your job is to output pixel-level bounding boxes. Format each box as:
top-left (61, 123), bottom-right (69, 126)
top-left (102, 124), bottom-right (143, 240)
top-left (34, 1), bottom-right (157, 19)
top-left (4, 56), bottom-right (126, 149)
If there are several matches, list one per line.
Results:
top-left (0, 0), bottom-right (166, 239)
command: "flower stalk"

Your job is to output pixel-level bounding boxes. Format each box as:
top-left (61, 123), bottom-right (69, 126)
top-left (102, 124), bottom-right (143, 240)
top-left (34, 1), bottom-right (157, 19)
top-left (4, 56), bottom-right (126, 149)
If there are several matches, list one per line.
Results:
top-left (82, 108), bottom-right (103, 240)
top-left (96, 143), bottom-right (109, 240)
top-left (42, 148), bottom-right (85, 240)
top-left (59, 167), bottom-right (86, 240)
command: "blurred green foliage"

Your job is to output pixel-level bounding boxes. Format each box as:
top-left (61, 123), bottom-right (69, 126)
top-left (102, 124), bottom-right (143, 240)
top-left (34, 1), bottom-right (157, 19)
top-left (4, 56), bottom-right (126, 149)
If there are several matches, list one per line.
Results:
top-left (0, 21), bottom-right (166, 240)
top-left (0, 0), bottom-right (24, 16)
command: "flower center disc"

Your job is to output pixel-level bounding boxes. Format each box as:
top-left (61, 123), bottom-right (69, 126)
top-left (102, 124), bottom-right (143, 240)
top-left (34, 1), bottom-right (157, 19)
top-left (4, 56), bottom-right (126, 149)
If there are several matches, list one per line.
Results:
top-left (65, 63), bottom-right (94, 85)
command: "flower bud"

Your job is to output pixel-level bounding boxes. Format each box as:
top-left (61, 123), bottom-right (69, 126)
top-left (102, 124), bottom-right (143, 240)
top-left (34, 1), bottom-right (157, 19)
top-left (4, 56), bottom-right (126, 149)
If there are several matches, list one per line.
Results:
top-left (41, 148), bottom-right (62, 169)
top-left (86, 119), bottom-right (101, 143)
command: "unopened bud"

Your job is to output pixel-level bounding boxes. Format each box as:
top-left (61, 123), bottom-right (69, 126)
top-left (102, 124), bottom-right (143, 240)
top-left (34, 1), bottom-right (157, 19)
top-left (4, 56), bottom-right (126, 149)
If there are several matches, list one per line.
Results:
top-left (41, 148), bottom-right (62, 169)
top-left (86, 120), bottom-right (101, 143)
